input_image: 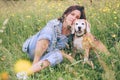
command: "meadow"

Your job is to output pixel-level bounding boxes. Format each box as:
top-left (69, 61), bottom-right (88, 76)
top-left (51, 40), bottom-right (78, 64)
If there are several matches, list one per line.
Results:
top-left (0, 0), bottom-right (120, 80)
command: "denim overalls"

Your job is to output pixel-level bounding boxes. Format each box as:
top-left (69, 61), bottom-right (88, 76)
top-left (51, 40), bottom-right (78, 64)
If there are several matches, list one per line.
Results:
top-left (22, 19), bottom-right (69, 66)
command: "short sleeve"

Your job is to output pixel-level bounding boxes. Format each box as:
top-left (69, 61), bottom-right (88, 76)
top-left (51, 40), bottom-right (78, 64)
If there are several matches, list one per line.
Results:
top-left (37, 20), bottom-right (55, 42)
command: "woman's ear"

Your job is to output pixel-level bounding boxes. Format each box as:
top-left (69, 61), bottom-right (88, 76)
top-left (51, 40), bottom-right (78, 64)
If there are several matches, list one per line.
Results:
top-left (64, 14), bottom-right (67, 18)
top-left (85, 20), bottom-right (91, 33)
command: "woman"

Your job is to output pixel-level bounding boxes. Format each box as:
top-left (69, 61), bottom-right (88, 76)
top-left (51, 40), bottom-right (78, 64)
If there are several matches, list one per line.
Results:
top-left (17, 5), bottom-right (86, 78)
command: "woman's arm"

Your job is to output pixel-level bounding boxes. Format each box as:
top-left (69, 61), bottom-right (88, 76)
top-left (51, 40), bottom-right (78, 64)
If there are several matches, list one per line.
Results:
top-left (33, 19), bottom-right (57, 64)
top-left (33, 39), bottom-right (49, 64)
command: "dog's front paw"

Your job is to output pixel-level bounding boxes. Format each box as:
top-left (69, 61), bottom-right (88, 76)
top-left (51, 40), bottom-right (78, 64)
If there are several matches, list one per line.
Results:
top-left (83, 58), bottom-right (94, 69)
top-left (84, 57), bottom-right (88, 62)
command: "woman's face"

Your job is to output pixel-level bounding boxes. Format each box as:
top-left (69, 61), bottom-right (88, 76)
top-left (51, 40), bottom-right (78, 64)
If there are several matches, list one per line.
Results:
top-left (64, 10), bottom-right (81, 26)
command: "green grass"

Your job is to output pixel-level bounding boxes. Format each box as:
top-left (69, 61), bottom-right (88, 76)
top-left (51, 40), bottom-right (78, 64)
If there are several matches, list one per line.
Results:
top-left (0, 0), bottom-right (120, 80)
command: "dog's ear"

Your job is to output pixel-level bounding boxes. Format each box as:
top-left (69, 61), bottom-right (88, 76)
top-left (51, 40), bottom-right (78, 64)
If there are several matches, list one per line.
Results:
top-left (71, 23), bottom-right (75, 34)
top-left (85, 20), bottom-right (91, 33)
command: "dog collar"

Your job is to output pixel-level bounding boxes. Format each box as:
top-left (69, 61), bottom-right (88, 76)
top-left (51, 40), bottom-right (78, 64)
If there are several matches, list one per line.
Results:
top-left (75, 29), bottom-right (87, 37)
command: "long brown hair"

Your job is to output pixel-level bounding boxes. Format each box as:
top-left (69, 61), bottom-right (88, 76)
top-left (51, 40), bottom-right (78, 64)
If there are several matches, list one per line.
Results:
top-left (58, 5), bottom-right (86, 22)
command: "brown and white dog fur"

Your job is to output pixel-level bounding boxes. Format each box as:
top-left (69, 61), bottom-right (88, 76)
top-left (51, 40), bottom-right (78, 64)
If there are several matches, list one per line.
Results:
top-left (71, 19), bottom-right (110, 69)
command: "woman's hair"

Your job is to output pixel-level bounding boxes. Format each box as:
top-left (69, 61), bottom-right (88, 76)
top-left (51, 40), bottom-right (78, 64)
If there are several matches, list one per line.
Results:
top-left (58, 5), bottom-right (86, 22)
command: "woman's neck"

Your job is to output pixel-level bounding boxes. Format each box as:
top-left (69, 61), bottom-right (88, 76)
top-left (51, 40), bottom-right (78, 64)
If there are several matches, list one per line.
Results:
top-left (62, 22), bottom-right (71, 36)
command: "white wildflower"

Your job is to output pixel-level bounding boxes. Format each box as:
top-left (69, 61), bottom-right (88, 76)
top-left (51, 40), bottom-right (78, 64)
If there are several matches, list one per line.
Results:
top-left (3, 18), bottom-right (9, 26)
top-left (0, 30), bottom-right (4, 33)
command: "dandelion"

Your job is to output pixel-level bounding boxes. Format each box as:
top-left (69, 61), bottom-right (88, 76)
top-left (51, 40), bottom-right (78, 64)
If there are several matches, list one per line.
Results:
top-left (0, 72), bottom-right (9, 80)
top-left (14, 59), bottom-right (32, 75)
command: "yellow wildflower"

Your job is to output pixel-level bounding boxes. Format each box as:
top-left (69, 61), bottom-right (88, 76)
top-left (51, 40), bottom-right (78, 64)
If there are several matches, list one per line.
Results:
top-left (117, 4), bottom-right (119, 8)
top-left (11, 14), bottom-right (15, 17)
top-left (26, 15), bottom-right (31, 18)
top-left (114, 17), bottom-right (117, 19)
top-left (113, 11), bottom-right (117, 14)
top-left (14, 59), bottom-right (32, 75)
top-left (102, 7), bottom-right (110, 13)
top-left (0, 72), bottom-right (9, 80)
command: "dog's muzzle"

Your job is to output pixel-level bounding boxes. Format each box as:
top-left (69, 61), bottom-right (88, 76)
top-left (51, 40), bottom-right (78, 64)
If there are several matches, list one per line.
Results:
top-left (75, 29), bottom-right (86, 37)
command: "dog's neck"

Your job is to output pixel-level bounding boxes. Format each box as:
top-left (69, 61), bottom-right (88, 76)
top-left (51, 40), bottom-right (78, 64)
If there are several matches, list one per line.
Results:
top-left (75, 33), bottom-right (85, 37)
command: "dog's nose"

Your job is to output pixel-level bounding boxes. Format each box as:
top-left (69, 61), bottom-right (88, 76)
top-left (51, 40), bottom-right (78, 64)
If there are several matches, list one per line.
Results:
top-left (78, 27), bottom-right (81, 31)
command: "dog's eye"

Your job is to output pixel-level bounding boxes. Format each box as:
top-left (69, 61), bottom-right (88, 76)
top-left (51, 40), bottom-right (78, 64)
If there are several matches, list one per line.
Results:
top-left (82, 23), bottom-right (84, 25)
top-left (76, 23), bottom-right (78, 25)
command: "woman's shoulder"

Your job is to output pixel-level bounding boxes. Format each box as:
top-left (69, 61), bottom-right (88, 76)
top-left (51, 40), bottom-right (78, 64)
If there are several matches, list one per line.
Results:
top-left (48, 19), bottom-right (61, 25)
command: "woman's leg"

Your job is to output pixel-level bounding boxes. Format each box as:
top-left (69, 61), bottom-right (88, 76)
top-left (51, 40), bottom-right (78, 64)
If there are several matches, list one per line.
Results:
top-left (29, 50), bottom-right (63, 74)
top-left (16, 50), bottom-right (63, 80)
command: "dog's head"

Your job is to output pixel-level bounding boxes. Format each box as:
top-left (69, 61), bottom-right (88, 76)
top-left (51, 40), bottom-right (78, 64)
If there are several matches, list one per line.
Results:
top-left (71, 19), bottom-right (90, 37)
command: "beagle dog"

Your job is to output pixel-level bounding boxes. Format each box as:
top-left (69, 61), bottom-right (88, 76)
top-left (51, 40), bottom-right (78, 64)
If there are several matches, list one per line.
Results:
top-left (71, 19), bottom-right (110, 69)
